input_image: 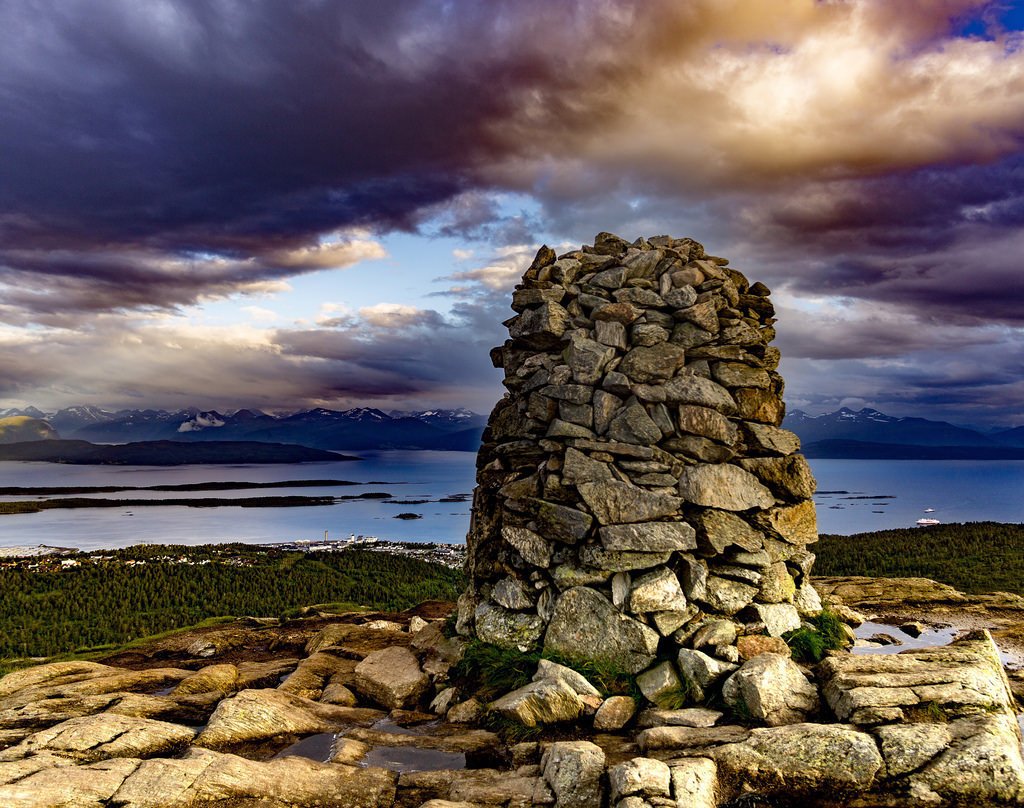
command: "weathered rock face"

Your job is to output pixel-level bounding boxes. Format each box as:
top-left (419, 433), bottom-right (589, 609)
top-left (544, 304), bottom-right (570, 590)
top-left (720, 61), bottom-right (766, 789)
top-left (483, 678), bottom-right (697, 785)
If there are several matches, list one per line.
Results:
top-left (463, 233), bottom-right (816, 699)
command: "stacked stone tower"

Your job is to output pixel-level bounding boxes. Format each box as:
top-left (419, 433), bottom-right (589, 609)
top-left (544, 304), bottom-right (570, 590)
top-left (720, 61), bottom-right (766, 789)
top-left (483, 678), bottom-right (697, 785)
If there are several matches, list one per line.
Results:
top-left (460, 232), bottom-right (818, 695)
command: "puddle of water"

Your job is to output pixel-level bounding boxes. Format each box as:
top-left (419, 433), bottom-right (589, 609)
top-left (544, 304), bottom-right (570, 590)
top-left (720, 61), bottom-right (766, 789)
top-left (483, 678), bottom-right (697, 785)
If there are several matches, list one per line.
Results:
top-left (853, 621), bottom-right (960, 655)
top-left (370, 717), bottom-right (438, 736)
top-left (153, 685), bottom-right (177, 697)
top-left (273, 732), bottom-right (336, 763)
top-left (853, 619), bottom-right (1024, 670)
top-left (361, 745), bottom-right (465, 773)
top-left (271, 728), bottom-right (468, 773)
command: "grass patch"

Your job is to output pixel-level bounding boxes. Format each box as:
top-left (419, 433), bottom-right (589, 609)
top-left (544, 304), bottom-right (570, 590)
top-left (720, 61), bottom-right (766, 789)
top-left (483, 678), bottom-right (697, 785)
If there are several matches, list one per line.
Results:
top-left (451, 641), bottom-right (540, 702)
top-left (784, 627), bottom-right (826, 663)
top-left (783, 607), bottom-right (846, 663)
top-left (905, 700), bottom-right (949, 723)
top-left (450, 640), bottom-right (641, 705)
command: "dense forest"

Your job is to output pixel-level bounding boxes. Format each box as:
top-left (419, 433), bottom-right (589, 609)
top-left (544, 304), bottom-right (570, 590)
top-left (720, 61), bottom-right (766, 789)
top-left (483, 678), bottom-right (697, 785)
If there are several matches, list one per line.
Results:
top-left (815, 521), bottom-right (1024, 594)
top-left (0, 545), bottom-right (464, 659)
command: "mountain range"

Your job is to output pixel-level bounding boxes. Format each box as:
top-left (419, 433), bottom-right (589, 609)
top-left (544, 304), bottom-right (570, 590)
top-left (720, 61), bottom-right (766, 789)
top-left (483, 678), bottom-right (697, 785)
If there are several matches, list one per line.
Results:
top-left (3, 403), bottom-right (1022, 458)
top-left (785, 407), bottom-right (1024, 458)
top-left (0, 406), bottom-right (486, 452)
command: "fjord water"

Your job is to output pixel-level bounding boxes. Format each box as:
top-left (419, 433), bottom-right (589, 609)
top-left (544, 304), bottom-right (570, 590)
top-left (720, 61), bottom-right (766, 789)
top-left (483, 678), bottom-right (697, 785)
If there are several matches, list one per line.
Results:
top-left (0, 453), bottom-right (1021, 550)
top-left (811, 459), bottom-right (1024, 533)
top-left (0, 451), bottom-right (476, 551)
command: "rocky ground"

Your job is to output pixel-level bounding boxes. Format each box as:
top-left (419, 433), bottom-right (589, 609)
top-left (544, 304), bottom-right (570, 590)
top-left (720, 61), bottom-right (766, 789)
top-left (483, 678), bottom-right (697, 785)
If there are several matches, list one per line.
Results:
top-left (1, 579), bottom-right (1023, 807)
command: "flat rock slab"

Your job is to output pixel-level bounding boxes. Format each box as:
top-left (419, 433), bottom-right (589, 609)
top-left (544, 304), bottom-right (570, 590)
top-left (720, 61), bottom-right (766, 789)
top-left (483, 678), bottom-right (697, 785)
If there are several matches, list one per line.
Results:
top-left (0, 661), bottom-right (191, 710)
top-left (0, 691), bottom-right (209, 734)
top-left (0, 713), bottom-right (194, 763)
top-left (194, 688), bottom-right (382, 750)
top-left (820, 630), bottom-right (1016, 724)
top-left (709, 722), bottom-right (883, 796)
top-left (0, 746), bottom-right (397, 808)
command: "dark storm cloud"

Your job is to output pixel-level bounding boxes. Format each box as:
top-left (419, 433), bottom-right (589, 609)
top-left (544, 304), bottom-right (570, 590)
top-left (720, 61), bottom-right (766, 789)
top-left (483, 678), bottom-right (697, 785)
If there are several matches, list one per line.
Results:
top-left (0, 0), bottom-right (635, 244)
top-left (273, 297), bottom-right (505, 404)
top-left (0, 0), bottom-right (620, 319)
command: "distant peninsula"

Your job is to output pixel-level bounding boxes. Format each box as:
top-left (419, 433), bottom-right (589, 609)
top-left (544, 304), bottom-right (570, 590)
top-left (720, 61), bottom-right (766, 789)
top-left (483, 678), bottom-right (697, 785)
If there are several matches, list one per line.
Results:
top-left (0, 439), bottom-right (356, 465)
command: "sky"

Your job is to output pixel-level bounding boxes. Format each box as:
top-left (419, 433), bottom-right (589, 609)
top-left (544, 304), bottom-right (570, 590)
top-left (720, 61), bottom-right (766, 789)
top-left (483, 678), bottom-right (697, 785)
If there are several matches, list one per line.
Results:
top-left (1, 0), bottom-right (1023, 427)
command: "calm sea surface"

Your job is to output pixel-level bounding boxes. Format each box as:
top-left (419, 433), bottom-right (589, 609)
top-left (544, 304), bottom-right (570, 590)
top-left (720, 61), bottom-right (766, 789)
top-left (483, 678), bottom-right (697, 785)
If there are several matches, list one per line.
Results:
top-left (0, 452), bottom-right (1021, 550)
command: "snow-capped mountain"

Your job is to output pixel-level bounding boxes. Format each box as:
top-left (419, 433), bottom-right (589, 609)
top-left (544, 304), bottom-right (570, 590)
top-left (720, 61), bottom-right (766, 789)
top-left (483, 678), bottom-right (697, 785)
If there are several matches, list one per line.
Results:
top-left (0, 406), bottom-right (47, 420)
top-left (8, 404), bottom-right (486, 450)
top-left (785, 407), bottom-right (997, 447)
top-left (390, 407), bottom-right (484, 428)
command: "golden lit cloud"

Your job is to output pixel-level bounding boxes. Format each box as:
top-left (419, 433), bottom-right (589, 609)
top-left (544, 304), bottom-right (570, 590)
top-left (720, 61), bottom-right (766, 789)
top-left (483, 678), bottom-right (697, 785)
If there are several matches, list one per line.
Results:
top-left (488, 0), bottom-right (1024, 188)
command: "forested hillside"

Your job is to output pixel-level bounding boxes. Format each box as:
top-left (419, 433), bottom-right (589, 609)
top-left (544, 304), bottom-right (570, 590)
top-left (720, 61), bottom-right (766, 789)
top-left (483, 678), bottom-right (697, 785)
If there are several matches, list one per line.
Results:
top-left (0, 546), bottom-right (464, 658)
top-left (815, 521), bottom-right (1024, 594)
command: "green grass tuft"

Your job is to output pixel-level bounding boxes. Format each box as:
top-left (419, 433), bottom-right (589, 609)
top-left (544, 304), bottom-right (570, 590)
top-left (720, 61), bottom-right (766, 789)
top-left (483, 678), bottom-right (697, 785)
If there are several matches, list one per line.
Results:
top-left (783, 607), bottom-right (846, 663)
top-left (450, 640), bottom-right (540, 702)
top-left (451, 639), bottom-right (642, 703)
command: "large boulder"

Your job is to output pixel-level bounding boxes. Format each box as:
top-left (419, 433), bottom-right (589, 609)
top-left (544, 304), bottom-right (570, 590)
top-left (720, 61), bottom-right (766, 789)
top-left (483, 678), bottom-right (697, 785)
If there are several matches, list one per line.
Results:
top-left (899, 714), bottom-right (1024, 804)
top-left (543, 587), bottom-right (660, 674)
top-left (710, 723), bottom-right (883, 797)
top-left (677, 464), bottom-right (774, 511)
top-left (608, 757), bottom-right (671, 802)
top-left (670, 758), bottom-right (718, 808)
top-left (352, 646), bottom-right (429, 710)
top-left (194, 689), bottom-right (380, 749)
top-left (721, 653), bottom-right (819, 726)
top-left (474, 601), bottom-right (545, 651)
top-left (577, 481), bottom-right (682, 525)
top-left (541, 740), bottom-right (605, 808)
top-left (819, 630), bottom-right (1015, 725)
top-left (489, 679), bottom-right (584, 727)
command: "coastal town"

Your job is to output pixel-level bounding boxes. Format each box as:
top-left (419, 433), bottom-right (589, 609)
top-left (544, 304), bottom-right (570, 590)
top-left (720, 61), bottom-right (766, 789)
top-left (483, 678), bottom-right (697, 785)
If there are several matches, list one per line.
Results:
top-left (0, 536), bottom-right (468, 572)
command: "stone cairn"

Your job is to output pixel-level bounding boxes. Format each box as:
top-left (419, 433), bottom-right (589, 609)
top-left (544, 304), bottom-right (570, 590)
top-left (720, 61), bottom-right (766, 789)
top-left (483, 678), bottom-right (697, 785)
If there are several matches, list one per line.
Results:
top-left (460, 231), bottom-right (820, 701)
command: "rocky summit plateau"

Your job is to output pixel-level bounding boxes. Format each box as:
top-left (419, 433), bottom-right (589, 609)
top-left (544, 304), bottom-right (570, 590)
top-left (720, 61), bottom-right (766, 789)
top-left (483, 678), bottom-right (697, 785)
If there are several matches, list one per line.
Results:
top-left (0, 580), bottom-right (1023, 808)
top-left (2, 234), bottom-right (1023, 807)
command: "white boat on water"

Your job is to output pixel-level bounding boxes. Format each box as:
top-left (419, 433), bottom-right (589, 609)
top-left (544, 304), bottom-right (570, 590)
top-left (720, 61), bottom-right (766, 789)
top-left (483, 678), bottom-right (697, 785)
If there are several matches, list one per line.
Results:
top-left (916, 518), bottom-right (940, 527)
top-left (923, 508), bottom-right (935, 513)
